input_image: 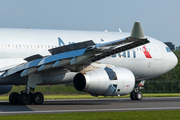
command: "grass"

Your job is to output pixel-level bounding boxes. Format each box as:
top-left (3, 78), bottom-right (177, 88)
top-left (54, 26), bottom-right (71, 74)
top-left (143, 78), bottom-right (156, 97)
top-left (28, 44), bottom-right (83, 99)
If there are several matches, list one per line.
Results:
top-left (1, 110), bottom-right (180, 119)
top-left (43, 93), bottom-right (180, 99)
top-left (141, 93), bottom-right (180, 97)
top-left (1, 93), bottom-right (180, 101)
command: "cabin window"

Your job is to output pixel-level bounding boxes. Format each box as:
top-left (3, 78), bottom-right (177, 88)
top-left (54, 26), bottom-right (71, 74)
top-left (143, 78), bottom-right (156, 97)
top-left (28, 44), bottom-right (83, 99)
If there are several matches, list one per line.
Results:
top-left (133, 51), bottom-right (136, 58)
top-left (112, 54), bottom-right (116, 58)
top-left (123, 52), bottom-right (126, 58)
top-left (127, 51), bottom-right (130, 58)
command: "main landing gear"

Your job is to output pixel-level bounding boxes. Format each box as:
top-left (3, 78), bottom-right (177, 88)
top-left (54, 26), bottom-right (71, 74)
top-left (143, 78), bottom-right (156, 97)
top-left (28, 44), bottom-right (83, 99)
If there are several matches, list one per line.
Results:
top-left (9, 87), bottom-right (44, 105)
top-left (130, 90), bottom-right (142, 100)
top-left (130, 81), bottom-right (143, 100)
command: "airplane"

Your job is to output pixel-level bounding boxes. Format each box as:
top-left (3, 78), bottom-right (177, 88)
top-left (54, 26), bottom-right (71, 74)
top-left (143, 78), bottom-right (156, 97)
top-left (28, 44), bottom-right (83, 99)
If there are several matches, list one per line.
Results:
top-left (0, 22), bottom-right (177, 105)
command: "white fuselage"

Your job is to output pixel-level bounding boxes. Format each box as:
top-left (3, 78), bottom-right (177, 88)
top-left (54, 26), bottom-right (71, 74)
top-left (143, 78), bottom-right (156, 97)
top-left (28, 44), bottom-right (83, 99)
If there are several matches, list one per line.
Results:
top-left (0, 28), bottom-right (177, 85)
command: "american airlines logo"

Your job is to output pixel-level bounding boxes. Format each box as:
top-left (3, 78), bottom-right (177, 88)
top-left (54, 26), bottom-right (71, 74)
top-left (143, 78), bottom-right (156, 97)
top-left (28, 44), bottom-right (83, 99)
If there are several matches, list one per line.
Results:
top-left (142, 46), bottom-right (152, 58)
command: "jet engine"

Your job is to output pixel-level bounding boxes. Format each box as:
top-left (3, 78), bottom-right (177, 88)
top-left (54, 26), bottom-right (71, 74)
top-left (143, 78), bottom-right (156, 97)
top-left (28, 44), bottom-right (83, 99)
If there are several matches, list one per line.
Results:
top-left (73, 67), bottom-right (135, 96)
top-left (0, 85), bottom-right (13, 94)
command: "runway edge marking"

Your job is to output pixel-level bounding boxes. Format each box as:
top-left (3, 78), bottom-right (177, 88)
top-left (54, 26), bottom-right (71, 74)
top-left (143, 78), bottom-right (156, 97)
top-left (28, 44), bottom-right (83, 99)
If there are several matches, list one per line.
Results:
top-left (1, 107), bottom-right (180, 115)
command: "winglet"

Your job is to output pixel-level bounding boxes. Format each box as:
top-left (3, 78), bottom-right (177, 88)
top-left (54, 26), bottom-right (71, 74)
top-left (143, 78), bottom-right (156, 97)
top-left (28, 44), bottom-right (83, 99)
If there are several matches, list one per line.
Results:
top-left (130, 22), bottom-right (145, 39)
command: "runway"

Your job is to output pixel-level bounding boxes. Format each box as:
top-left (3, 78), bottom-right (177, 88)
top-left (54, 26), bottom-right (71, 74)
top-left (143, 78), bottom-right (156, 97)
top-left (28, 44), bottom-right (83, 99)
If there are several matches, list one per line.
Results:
top-left (0, 97), bottom-right (180, 115)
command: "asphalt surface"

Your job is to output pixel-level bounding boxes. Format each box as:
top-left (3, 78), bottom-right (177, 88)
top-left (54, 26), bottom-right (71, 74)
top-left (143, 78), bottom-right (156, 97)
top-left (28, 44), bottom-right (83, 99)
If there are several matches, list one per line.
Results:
top-left (0, 97), bottom-right (180, 115)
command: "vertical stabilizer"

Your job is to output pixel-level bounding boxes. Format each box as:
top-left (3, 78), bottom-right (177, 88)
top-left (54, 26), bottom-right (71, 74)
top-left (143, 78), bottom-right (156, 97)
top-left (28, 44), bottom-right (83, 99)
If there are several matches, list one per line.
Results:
top-left (130, 22), bottom-right (145, 39)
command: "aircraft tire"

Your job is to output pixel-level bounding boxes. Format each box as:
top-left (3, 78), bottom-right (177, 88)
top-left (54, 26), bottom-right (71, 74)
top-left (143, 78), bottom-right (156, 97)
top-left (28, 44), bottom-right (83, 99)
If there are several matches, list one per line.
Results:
top-left (9, 92), bottom-right (19, 105)
top-left (130, 91), bottom-right (136, 100)
top-left (33, 92), bottom-right (44, 105)
top-left (135, 91), bottom-right (142, 100)
top-left (19, 93), bottom-right (30, 105)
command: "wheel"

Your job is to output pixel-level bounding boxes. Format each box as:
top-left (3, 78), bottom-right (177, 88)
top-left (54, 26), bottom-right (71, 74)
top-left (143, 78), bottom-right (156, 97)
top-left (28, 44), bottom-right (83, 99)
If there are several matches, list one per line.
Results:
top-left (33, 92), bottom-right (44, 105)
top-left (9, 92), bottom-right (19, 105)
top-left (135, 91), bottom-right (142, 100)
top-left (19, 93), bottom-right (30, 105)
top-left (130, 91), bottom-right (136, 100)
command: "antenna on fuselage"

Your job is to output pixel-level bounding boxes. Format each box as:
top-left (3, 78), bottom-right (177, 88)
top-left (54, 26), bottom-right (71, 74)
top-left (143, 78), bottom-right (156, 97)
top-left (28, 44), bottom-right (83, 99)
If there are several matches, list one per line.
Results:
top-left (130, 22), bottom-right (145, 39)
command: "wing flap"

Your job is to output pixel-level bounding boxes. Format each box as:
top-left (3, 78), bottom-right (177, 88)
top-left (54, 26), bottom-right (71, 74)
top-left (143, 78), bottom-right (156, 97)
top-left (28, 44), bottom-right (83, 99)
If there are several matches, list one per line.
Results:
top-left (24, 54), bottom-right (43, 62)
top-left (52, 59), bottom-right (71, 68)
top-left (48, 40), bottom-right (95, 55)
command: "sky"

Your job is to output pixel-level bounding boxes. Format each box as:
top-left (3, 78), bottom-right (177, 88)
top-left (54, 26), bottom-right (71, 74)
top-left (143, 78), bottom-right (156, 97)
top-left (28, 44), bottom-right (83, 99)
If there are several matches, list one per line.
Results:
top-left (0, 0), bottom-right (179, 46)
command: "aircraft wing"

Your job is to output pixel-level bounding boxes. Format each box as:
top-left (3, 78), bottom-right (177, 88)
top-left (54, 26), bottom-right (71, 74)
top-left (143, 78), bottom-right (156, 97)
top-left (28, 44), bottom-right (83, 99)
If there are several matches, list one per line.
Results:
top-left (1, 22), bottom-right (149, 78)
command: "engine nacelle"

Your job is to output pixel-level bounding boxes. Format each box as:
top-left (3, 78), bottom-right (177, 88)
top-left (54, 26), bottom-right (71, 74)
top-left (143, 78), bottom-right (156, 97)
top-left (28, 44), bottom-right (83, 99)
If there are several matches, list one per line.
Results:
top-left (0, 85), bottom-right (13, 94)
top-left (73, 67), bottom-right (135, 96)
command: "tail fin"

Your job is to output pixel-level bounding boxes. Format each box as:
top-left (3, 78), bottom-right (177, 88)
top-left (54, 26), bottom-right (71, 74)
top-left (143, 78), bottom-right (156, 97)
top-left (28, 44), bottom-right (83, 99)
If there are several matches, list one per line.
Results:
top-left (130, 22), bottom-right (145, 39)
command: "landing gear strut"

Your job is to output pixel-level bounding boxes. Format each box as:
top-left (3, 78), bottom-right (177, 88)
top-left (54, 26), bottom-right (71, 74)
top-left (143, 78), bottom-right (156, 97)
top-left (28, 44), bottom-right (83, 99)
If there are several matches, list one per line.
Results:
top-left (9, 87), bottom-right (44, 105)
top-left (130, 81), bottom-right (143, 100)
